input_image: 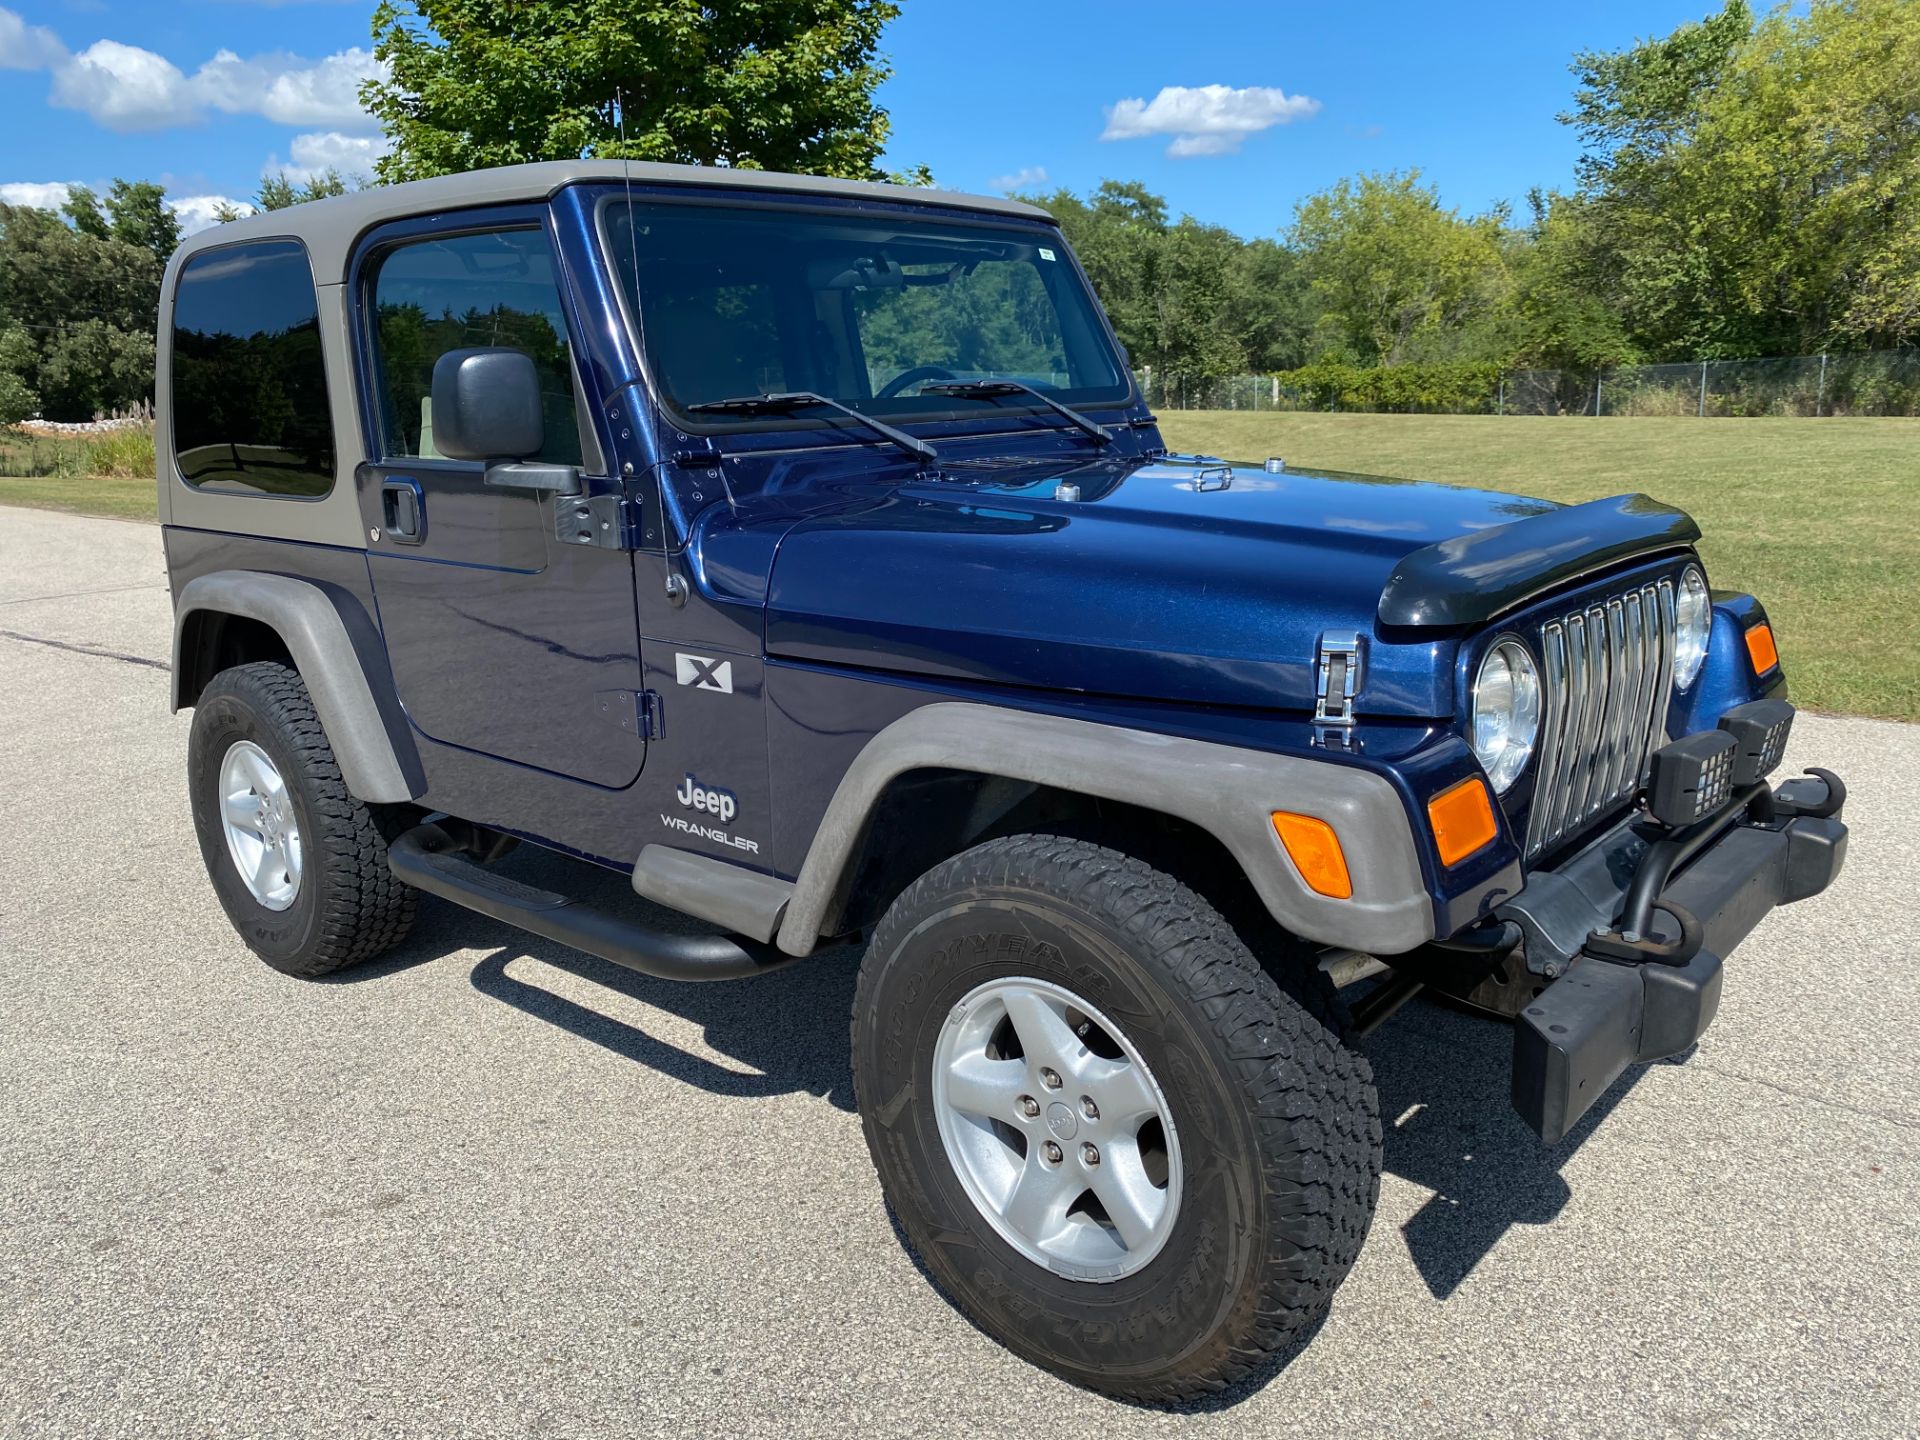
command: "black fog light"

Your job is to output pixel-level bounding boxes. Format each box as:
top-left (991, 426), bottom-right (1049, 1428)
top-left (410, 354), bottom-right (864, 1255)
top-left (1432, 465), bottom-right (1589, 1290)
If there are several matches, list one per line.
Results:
top-left (1718, 698), bottom-right (1794, 787)
top-left (1647, 730), bottom-right (1738, 826)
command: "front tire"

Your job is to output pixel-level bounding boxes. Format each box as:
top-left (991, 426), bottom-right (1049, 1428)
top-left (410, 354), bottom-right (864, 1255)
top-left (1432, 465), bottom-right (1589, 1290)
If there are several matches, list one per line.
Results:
top-left (851, 835), bottom-right (1381, 1403)
top-left (188, 662), bottom-right (415, 977)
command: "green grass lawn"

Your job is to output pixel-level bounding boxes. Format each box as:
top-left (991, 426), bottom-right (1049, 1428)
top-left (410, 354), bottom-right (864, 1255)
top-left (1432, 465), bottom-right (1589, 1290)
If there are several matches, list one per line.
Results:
top-left (5, 415), bottom-right (1914, 718)
top-left (0, 473), bottom-right (156, 522)
top-left (1161, 413), bottom-right (1920, 721)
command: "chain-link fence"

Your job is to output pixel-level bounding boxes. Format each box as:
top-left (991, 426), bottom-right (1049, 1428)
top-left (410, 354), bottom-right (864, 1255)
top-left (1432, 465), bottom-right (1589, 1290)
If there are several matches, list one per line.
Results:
top-left (1141, 349), bottom-right (1920, 417)
top-left (1133, 371), bottom-right (1298, 412)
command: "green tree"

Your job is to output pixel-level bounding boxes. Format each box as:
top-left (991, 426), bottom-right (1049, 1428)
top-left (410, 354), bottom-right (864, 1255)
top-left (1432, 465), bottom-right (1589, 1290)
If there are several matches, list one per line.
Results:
top-left (256, 168), bottom-right (353, 212)
top-left (1565, 1), bottom-right (1752, 187)
top-left (61, 186), bottom-right (110, 240)
top-left (1501, 191), bottom-right (1637, 371)
top-left (363, 0), bottom-right (909, 183)
top-left (1150, 218), bottom-right (1255, 383)
top-left (1036, 181), bottom-right (1167, 369)
top-left (1552, 0), bottom-right (1920, 358)
top-left (0, 200), bottom-right (162, 420)
top-left (34, 318), bottom-right (157, 420)
top-left (1710, 0), bottom-right (1920, 350)
top-left (0, 327), bottom-right (39, 424)
top-left (103, 180), bottom-right (183, 261)
top-left (1289, 171), bottom-right (1511, 365)
top-left (1227, 238), bottom-right (1310, 373)
top-left (56, 182), bottom-right (183, 261)
top-left (1034, 181), bottom-right (1306, 383)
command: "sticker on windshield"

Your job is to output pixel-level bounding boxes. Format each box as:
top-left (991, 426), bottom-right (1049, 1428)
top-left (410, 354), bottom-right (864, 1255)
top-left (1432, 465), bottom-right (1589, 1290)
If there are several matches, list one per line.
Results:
top-left (1038, 247), bottom-right (1056, 262)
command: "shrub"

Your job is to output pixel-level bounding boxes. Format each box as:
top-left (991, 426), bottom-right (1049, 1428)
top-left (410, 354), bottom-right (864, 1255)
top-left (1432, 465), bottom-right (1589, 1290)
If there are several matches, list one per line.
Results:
top-left (0, 422), bottom-right (154, 479)
top-left (82, 425), bottom-right (155, 478)
top-left (1275, 360), bottom-right (1504, 413)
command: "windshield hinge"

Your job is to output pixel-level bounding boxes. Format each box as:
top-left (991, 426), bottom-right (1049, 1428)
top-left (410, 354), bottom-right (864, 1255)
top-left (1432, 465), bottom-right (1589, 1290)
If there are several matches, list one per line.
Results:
top-left (1314, 630), bottom-right (1364, 727)
top-left (555, 493), bottom-right (633, 550)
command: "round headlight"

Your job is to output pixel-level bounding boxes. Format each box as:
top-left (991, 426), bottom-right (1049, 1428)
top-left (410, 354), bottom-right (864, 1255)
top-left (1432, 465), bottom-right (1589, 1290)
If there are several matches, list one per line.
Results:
top-left (1471, 639), bottom-right (1541, 793)
top-left (1674, 566), bottom-right (1711, 689)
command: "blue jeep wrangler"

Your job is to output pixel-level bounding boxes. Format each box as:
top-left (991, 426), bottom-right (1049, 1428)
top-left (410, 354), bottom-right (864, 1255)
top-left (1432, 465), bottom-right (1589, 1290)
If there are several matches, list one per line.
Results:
top-left (159, 161), bottom-right (1848, 1401)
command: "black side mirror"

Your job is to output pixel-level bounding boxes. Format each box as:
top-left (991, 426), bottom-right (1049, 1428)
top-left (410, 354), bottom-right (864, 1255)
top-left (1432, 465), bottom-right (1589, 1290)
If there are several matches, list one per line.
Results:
top-left (431, 348), bottom-right (542, 459)
top-left (430, 347), bottom-right (579, 494)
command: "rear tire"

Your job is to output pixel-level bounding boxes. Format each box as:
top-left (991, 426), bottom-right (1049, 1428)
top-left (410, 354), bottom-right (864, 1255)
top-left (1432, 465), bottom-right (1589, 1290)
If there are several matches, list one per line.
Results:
top-left (851, 834), bottom-right (1381, 1403)
top-left (188, 662), bottom-right (415, 977)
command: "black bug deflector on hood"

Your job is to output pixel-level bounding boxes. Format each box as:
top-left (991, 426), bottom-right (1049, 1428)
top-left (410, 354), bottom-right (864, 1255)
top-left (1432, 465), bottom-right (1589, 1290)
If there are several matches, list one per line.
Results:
top-left (1377, 493), bottom-right (1702, 629)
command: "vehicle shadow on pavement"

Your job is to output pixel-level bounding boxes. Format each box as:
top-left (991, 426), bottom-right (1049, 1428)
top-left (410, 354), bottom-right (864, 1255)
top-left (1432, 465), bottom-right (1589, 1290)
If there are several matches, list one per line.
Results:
top-left (340, 847), bottom-right (1683, 1343)
top-left (1365, 995), bottom-right (1683, 1301)
top-left (467, 937), bottom-right (860, 1112)
top-left (329, 845), bottom-right (863, 1112)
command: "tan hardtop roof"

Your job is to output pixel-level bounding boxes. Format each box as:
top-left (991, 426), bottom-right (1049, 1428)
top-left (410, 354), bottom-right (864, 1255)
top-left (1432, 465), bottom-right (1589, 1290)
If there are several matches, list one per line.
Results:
top-left (169, 160), bottom-right (1056, 285)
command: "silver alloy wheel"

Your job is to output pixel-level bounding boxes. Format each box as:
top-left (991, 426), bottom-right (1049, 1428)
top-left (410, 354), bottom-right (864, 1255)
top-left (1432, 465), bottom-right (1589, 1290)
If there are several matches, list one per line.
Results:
top-left (930, 977), bottom-right (1182, 1281)
top-left (218, 740), bottom-right (303, 912)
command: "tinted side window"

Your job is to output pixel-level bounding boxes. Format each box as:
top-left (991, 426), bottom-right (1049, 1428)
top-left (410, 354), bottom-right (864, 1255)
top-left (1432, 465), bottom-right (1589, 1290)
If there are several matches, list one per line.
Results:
top-left (368, 229), bottom-right (582, 466)
top-left (171, 240), bottom-right (335, 497)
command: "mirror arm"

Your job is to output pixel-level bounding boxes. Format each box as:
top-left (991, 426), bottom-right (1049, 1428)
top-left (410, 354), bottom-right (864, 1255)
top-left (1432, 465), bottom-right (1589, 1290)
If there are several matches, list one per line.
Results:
top-left (483, 461), bottom-right (582, 496)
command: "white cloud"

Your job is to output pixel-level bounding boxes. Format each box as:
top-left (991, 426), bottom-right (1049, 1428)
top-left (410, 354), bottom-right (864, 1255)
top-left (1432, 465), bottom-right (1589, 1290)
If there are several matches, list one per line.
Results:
top-left (50, 39), bottom-right (200, 132)
top-left (0, 180), bottom-right (85, 209)
top-left (4, 8), bottom-right (384, 133)
top-left (0, 7), bottom-right (64, 69)
top-left (196, 46), bottom-right (384, 129)
top-left (1166, 133), bottom-right (1244, 158)
top-left (270, 129), bottom-right (391, 182)
top-left (168, 194), bottom-right (247, 234)
top-left (989, 165), bottom-right (1049, 193)
top-left (2, 178), bottom-right (242, 235)
top-left (1101, 83), bottom-right (1320, 157)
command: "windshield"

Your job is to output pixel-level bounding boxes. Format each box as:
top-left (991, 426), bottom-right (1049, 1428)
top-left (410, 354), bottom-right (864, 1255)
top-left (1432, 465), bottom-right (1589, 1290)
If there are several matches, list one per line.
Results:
top-left (599, 196), bottom-right (1131, 430)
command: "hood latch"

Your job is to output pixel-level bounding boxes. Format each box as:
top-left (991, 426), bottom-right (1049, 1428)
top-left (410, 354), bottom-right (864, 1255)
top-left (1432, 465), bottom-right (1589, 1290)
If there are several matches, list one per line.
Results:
top-left (1314, 630), bottom-right (1364, 727)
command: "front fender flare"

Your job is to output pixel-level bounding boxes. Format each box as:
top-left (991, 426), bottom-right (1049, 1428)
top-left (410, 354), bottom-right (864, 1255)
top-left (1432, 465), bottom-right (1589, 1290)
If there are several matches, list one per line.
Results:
top-left (777, 702), bottom-right (1433, 957)
top-left (172, 571), bottom-right (417, 804)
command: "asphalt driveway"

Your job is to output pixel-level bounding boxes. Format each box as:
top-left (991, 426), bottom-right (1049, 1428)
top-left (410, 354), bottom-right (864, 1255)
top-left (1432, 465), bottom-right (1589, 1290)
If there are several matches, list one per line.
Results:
top-left (1, 506), bottom-right (1914, 1439)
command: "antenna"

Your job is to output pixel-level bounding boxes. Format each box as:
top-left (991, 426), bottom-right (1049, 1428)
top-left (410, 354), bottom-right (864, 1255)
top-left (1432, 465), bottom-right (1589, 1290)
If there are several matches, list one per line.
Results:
top-left (615, 87), bottom-right (687, 605)
top-left (615, 87), bottom-right (645, 326)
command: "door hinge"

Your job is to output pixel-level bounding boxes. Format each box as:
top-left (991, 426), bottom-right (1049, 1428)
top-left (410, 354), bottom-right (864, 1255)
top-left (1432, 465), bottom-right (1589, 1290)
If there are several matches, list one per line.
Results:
top-left (638, 689), bottom-right (664, 739)
top-left (555, 493), bottom-right (632, 550)
top-left (1314, 630), bottom-right (1364, 727)
top-left (595, 689), bottom-right (663, 740)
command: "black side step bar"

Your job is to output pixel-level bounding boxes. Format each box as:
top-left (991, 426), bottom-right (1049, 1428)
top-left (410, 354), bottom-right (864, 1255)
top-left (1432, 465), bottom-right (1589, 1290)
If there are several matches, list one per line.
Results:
top-left (388, 825), bottom-right (796, 982)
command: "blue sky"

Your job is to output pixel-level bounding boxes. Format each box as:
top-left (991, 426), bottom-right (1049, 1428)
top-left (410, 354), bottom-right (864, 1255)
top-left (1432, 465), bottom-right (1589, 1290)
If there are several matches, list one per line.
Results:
top-left (0, 0), bottom-right (1720, 236)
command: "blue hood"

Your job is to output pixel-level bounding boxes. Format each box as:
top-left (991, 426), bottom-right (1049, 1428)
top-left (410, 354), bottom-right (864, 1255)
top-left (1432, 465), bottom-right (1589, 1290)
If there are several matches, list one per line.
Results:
top-left (750, 454), bottom-right (1561, 718)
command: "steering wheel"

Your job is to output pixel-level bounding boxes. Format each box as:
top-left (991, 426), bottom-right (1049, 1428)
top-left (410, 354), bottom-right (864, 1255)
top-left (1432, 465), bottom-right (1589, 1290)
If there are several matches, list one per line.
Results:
top-left (875, 365), bottom-right (958, 400)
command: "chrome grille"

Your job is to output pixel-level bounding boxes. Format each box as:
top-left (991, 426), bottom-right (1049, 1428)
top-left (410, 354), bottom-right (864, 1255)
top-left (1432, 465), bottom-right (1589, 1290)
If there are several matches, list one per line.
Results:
top-left (1524, 579), bottom-right (1676, 860)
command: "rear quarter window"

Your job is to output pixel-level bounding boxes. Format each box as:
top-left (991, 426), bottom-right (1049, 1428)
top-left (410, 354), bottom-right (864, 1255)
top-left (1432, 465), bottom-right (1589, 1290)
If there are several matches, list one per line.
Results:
top-left (170, 239), bottom-right (336, 498)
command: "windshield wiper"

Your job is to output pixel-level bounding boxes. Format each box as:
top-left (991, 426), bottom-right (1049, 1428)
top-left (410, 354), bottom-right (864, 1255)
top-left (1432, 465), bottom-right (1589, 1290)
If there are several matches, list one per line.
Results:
top-left (918, 379), bottom-right (1112, 447)
top-left (684, 392), bottom-right (939, 464)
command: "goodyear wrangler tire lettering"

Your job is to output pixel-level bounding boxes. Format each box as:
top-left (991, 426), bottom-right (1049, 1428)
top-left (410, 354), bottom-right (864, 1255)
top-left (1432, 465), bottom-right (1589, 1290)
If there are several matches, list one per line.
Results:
top-left (850, 834), bottom-right (1382, 1403)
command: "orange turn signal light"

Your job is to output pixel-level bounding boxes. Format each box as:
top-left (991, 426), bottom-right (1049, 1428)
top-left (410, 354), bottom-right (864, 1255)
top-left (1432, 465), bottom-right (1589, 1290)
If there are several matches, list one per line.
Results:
top-left (1428, 778), bottom-right (1499, 867)
top-left (1271, 812), bottom-right (1352, 899)
top-left (1745, 622), bottom-right (1779, 676)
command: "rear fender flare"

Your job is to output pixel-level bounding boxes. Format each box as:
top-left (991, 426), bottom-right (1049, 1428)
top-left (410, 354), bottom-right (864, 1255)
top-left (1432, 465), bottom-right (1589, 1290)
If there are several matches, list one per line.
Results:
top-left (172, 571), bottom-right (418, 803)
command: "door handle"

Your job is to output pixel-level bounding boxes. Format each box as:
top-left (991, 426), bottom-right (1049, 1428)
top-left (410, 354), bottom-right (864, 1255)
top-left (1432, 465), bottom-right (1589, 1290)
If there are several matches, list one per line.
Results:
top-left (381, 478), bottom-right (425, 543)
